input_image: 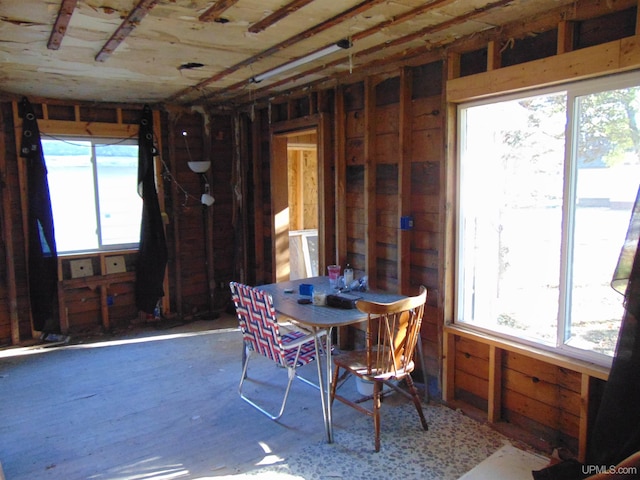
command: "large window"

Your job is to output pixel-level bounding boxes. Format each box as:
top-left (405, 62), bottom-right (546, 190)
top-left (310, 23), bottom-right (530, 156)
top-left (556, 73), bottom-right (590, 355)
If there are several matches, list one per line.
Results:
top-left (42, 137), bottom-right (141, 253)
top-left (457, 71), bottom-right (640, 364)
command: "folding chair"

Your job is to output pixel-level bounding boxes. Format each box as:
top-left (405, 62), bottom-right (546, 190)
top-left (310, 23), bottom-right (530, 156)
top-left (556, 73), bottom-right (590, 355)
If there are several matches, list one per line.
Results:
top-left (330, 285), bottom-right (429, 451)
top-left (229, 281), bottom-right (327, 420)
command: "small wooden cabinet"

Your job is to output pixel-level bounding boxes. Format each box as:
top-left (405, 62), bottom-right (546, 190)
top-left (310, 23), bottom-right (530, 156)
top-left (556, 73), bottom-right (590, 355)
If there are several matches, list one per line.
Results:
top-left (57, 250), bottom-right (138, 333)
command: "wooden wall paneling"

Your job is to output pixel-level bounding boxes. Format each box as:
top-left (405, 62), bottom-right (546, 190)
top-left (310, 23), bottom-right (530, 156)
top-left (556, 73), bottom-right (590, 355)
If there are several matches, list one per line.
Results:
top-left (364, 78), bottom-right (377, 288)
top-left (454, 336), bottom-right (490, 410)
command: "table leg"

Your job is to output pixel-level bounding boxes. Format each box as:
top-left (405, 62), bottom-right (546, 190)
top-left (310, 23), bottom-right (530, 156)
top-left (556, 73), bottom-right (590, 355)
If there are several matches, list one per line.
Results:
top-left (313, 325), bottom-right (334, 443)
top-left (326, 326), bottom-right (334, 442)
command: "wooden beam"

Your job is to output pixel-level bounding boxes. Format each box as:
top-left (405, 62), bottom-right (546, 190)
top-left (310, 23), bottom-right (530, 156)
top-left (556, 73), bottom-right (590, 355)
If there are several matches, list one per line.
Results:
top-left (95, 0), bottom-right (159, 62)
top-left (199, 0), bottom-right (509, 106)
top-left (248, 0), bottom-right (314, 33)
top-left (47, 0), bottom-right (77, 50)
top-left (199, 0), bottom-right (239, 22)
top-left (447, 34), bottom-right (640, 103)
top-left (169, 0), bottom-right (387, 101)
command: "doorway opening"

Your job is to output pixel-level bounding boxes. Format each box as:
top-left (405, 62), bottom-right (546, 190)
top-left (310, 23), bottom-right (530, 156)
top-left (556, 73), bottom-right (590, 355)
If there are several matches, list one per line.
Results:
top-left (272, 128), bottom-right (319, 281)
top-left (287, 130), bottom-right (318, 280)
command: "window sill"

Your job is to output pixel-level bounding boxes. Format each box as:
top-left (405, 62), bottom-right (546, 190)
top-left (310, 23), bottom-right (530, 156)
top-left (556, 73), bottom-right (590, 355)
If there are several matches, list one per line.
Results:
top-left (444, 322), bottom-right (609, 381)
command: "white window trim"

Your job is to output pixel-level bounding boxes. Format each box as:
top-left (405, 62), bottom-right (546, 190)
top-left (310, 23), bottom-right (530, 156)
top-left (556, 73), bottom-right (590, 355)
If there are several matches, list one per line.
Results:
top-left (455, 70), bottom-right (640, 368)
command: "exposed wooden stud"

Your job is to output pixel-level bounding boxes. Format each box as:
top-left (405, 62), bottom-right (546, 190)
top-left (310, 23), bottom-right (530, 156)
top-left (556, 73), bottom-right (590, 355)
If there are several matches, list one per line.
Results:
top-left (335, 86), bottom-right (347, 271)
top-left (442, 330), bottom-right (456, 402)
top-left (12, 101), bottom-right (32, 337)
top-left (234, 113), bottom-right (250, 284)
top-left (557, 20), bottom-right (575, 55)
top-left (487, 40), bottom-right (501, 70)
top-left (99, 255), bottom-right (110, 331)
top-left (152, 109), bottom-right (170, 317)
top-left (95, 0), bottom-right (159, 62)
top-left (199, 0), bottom-right (240, 22)
top-left (0, 105), bottom-right (20, 344)
top-left (252, 115), bottom-right (265, 285)
top-left (308, 92), bottom-right (317, 116)
top-left (318, 113), bottom-right (333, 271)
top-left (248, 0), bottom-right (315, 33)
top-left (167, 117), bottom-right (183, 316)
top-left (364, 77), bottom-right (377, 288)
top-left (578, 373), bottom-right (590, 463)
top-left (271, 134), bottom-right (290, 283)
top-left (398, 67), bottom-right (412, 294)
top-left (487, 345), bottom-right (503, 423)
top-left (47, 0), bottom-right (78, 50)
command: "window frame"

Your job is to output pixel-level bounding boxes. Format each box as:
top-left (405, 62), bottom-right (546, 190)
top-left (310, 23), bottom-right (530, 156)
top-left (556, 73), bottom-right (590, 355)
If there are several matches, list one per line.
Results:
top-left (455, 70), bottom-right (640, 367)
top-left (41, 134), bottom-right (141, 255)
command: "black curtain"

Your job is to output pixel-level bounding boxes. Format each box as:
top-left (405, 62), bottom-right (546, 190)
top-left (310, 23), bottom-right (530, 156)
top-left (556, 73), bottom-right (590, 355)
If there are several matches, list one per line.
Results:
top-left (19, 97), bottom-right (59, 333)
top-left (586, 185), bottom-right (640, 465)
top-left (134, 105), bottom-right (167, 314)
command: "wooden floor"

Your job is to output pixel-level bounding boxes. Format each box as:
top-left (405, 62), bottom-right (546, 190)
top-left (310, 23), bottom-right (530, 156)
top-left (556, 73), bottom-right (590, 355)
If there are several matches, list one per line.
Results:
top-left (0, 315), bottom-right (545, 480)
top-left (0, 315), bottom-right (350, 479)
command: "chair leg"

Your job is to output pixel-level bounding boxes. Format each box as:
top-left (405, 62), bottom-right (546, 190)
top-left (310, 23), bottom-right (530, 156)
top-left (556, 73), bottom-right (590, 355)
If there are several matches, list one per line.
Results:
top-left (330, 365), bottom-right (341, 405)
top-left (238, 351), bottom-right (297, 421)
top-left (405, 374), bottom-right (428, 431)
top-left (373, 381), bottom-right (382, 452)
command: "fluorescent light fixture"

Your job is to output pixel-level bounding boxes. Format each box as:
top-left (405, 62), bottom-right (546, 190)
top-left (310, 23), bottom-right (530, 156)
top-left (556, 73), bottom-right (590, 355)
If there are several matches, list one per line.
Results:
top-left (252, 39), bottom-right (351, 84)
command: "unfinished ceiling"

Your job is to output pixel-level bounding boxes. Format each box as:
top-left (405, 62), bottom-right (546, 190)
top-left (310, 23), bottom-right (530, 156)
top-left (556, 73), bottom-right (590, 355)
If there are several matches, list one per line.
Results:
top-left (0, 0), bottom-right (580, 107)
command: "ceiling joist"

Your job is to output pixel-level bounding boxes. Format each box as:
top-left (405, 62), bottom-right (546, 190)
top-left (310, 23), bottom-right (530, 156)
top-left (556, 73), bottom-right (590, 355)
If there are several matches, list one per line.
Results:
top-left (170, 0), bottom-right (387, 102)
top-left (95, 0), bottom-right (159, 62)
top-left (222, 0), bottom-right (516, 106)
top-left (47, 0), bottom-right (78, 50)
top-left (248, 0), bottom-right (315, 33)
top-left (199, 0), bottom-right (240, 22)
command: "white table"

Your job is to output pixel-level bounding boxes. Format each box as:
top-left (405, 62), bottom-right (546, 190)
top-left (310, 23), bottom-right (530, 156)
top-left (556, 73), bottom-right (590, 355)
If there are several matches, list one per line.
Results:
top-left (258, 276), bottom-right (405, 443)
